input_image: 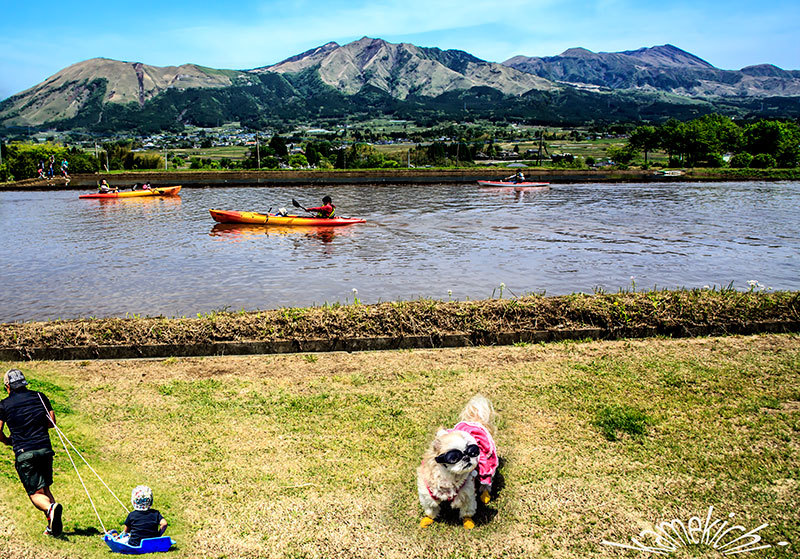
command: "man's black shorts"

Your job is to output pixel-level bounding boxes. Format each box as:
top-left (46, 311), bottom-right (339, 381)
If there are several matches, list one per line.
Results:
top-left (15, 448), bottom-right (54, 495)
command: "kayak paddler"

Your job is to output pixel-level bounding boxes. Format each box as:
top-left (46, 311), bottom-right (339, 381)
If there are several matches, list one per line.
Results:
top-left (98, 180), bottom-right (118, 193)
top-left (306, 195), bottom-right (336, 219)
top-left (504, 170), bottom-right (525, 183)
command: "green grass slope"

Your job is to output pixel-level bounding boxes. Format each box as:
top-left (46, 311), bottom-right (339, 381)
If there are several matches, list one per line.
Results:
top-left (0, 334), bottom-right (797, 558)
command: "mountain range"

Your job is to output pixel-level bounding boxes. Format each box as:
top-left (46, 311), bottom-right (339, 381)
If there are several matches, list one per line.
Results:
top-left (503, 44), bottom-right (800, 97)
top-left (1, 37), bottom-right (798, 132)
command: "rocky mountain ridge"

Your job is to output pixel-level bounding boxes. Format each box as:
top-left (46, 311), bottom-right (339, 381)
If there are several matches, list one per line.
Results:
top-left (0, 58), bottom-right (245, 127)
top-left (1, 38), bottom-right (798, 130)
top-left (258, 37), bottom-right (556, 99)
top-left (503, 44), bottom-right (800, 97)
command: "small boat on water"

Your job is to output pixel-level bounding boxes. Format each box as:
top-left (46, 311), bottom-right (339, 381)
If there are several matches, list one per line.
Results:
top-left (79, 185), bottom-right (182, 199)
top-left (209, 209), bottom-right (366, 226)
top-left (477, 180), bottom-right (550, 188)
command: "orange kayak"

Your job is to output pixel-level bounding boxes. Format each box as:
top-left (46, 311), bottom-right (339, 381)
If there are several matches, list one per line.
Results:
top-left (79, 185), bottom-right (182, 199)
top-left (209, 209), bottom-right (365, 226)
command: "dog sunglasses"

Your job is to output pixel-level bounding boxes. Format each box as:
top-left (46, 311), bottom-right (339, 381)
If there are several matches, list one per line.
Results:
top-left (435, 444), bottom-right (480, 464)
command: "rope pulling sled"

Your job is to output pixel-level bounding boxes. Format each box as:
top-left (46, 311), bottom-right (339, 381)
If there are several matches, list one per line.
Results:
top-left (38, 394), bottom-right (174, 554)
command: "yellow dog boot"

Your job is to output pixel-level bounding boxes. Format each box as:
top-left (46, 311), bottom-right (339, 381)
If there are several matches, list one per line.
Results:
top-left (480, 489), bottom-right (491, 504)
top-left (463, 517), bottom-right (475, 530)
top-left (420, 516), bottom-right (434, 528)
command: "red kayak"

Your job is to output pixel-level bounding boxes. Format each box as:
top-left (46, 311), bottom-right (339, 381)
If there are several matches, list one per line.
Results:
top-left (477, 181), bottom-right (550, 188)
top-left (209, 209), bottom-right (366, 226)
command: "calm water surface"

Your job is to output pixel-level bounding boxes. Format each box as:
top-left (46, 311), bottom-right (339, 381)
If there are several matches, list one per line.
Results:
top-left (1, 181), bottom-right (798, 321)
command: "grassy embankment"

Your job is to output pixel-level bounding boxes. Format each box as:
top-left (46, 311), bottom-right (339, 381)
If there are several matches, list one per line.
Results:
top-left (1, 290), bottom-right (797, 356)
top-left (0, 333), bottom-right (797, 558)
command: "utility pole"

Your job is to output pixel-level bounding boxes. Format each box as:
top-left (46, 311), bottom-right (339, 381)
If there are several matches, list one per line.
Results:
top-left (256, 132), bottom-right (261, 169)
top-left (538, 130), bottom-right (543, 167)
top-left (164, 146), bottom-right (168, 170)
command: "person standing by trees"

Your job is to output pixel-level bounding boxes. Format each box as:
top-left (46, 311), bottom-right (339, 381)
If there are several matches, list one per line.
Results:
top-left (60, 158), bottom-right (70, 184)
top-left (0, 369), bottom-right (63, 537)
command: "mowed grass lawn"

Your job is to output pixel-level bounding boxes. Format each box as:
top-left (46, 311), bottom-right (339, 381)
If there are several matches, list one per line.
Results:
top-left (1, 334), bottom-right (798, 558)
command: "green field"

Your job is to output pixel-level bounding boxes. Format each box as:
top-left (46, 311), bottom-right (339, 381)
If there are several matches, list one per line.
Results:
top-left (1, 334), bottom-right (797, 558)
top-left (168, 145), bottom-right (250, 161)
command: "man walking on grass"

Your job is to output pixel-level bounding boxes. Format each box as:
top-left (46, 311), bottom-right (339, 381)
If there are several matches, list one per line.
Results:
top-left (0, 369), bottom-right (63, 536)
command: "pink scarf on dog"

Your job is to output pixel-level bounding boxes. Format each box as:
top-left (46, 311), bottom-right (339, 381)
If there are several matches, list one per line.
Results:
top-left (452, 421), bottom-right (498, 487)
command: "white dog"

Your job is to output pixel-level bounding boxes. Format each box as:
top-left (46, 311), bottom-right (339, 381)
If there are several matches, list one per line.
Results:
top-left (417, 394), bottom-right (498, 529)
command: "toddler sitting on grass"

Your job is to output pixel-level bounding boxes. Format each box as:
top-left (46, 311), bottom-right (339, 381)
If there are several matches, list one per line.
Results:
top-left (109, 485), bottom-right (168, 547)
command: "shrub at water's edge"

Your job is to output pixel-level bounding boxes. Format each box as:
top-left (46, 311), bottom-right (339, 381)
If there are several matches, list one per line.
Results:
top-left (0, 290), bottom-right (797, 350)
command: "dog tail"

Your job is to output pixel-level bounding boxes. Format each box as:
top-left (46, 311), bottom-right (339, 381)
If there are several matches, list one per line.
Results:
top-left (459, 394), bottom-right (496, 436)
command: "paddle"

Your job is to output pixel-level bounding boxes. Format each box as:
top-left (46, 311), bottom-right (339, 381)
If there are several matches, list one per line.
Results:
top-left (292, 198), bottom-right (310, 213)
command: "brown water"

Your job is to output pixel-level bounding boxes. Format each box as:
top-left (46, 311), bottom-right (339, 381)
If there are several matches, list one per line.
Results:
top-left (1, 181), bottom-right (798, 321)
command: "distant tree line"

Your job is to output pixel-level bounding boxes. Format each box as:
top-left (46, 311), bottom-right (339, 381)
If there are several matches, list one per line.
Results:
top-left (0, 140), bottom-right (169, 181)
top-left (617, 114), bottom-right (800, 168)
top-left (102, 141), bottom-right (164, 171)
top-left (1, 143), bottom-right (99, 181)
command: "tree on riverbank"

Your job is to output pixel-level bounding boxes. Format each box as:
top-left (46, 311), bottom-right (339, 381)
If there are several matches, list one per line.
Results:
top-left (2, 143), bottom-right (99, 181)
top-left (623, 114), bottom-right (800, 168)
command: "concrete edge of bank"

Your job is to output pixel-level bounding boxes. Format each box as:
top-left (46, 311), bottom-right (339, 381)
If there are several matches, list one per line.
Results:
top-left (2, 320), bottom-right (797, 362)
top-left (4, 168), bottom-right (799, 190)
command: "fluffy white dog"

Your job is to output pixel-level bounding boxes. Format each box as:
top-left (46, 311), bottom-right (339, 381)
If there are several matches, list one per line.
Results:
top-left (417, 394), bottom-right (498, 529)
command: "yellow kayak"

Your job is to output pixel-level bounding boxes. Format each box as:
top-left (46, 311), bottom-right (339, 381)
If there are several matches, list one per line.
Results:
top-left (79, 185), bottom-right (182, 199)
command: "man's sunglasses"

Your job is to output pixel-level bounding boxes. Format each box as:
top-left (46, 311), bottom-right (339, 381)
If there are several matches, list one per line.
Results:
top-left (435, 444), bottom-right (480, 464)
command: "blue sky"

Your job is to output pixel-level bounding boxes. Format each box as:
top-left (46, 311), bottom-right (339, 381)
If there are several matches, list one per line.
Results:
top-left (1, 0), bottom-right (798, 100)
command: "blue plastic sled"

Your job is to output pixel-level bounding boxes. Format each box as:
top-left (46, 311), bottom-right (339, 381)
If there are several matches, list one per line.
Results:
top-left (103, 533), bottom-right (174, 554)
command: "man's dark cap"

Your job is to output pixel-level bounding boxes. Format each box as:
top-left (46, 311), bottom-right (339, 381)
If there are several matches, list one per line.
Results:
top-left (3, 369), bottom-right (28, 390)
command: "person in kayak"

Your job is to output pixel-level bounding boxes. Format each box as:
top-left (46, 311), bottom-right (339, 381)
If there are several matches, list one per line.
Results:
top-left (504, 170), bottom-right (525, 183)
top-left (306, 195), bottom-right (336, 218)
top-left (98, 180), bottom-right (118, 193)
